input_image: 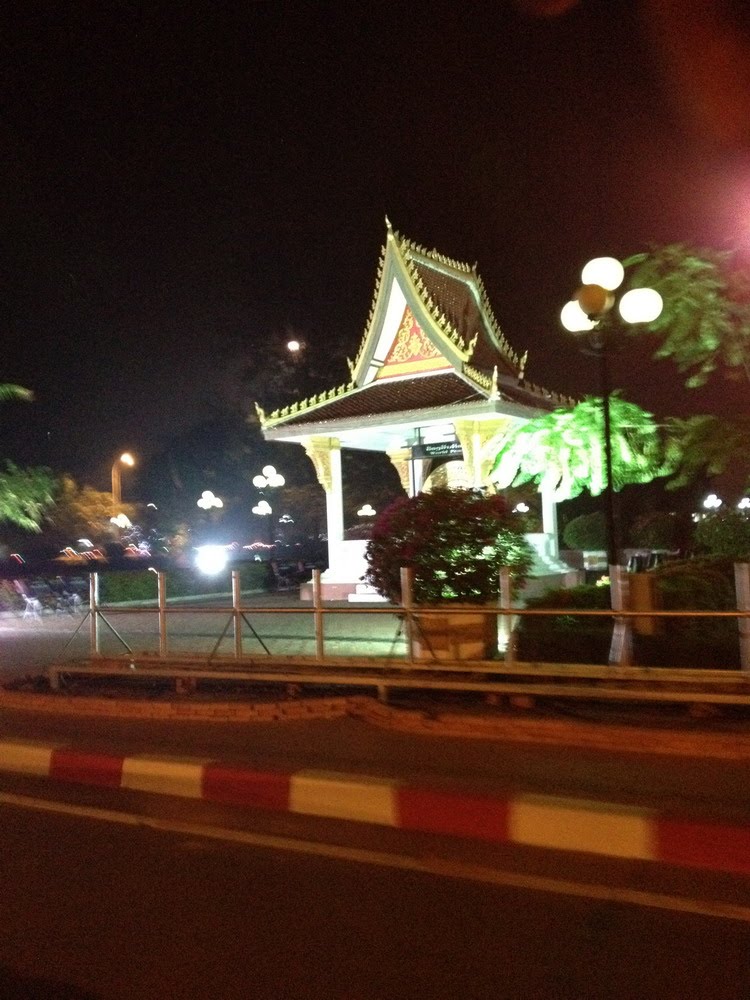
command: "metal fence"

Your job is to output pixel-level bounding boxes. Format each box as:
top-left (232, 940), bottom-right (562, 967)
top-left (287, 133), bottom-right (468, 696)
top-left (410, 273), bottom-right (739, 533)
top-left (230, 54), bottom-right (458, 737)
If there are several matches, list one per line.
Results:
top-left (42, 564), bottom-right (750, 704)
top-left (70, 565), bottom-right (750, 667)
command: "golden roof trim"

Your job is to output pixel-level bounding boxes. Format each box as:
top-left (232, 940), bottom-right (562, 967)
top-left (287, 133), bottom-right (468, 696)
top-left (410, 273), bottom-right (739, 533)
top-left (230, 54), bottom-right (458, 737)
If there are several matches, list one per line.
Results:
top-left (393, 228), bottom-right (520, 371)
top-left (462, 364), bottom-right (493, 392)
top-left (403, 259), bottom-right (471, 359)
top-left (260, 380), bottom-right (357, 428)
top-left (348, 241), bottom-right (387, 381)
top-left (461, 362), bottom-right (577, 409)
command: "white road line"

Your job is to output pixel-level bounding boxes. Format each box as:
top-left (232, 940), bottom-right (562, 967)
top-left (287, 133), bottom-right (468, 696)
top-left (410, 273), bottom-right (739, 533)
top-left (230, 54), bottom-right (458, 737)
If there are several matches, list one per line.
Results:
top-left (1, 790), bottom-right (749, 924)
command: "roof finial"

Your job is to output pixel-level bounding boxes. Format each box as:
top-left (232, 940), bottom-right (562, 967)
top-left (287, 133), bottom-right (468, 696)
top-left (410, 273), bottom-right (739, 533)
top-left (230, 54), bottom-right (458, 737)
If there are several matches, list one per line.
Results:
top-left (518, 350), bottom-right (528, 383)
top-left (490, 366), bottom-right (499, 400)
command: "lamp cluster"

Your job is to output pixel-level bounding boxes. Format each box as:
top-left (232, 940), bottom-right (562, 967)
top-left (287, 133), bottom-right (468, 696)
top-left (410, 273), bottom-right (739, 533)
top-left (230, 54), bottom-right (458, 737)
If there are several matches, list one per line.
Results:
top-left (197, 490), bottom-right (223, 510)
top-left (560, 256), bottom-right (663, 332)
top-left (253, 465), bottom-right (285, 489)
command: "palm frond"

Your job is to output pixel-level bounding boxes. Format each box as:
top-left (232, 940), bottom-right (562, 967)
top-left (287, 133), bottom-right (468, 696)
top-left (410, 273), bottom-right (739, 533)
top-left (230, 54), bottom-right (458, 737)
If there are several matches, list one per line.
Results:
top-left (0, 383), bottom-right (33, 403)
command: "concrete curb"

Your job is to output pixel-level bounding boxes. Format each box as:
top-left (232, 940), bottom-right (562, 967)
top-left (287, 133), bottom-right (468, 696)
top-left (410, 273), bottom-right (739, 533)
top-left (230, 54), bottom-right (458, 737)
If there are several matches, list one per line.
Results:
top-left (0, 689), bottom-right (351, 723)
top-left (3, 689), bottom-right (750, 759)
top-left (350, 701), bottom-right (750, 760)
top-left (1, 736), bottom-right (749, 876)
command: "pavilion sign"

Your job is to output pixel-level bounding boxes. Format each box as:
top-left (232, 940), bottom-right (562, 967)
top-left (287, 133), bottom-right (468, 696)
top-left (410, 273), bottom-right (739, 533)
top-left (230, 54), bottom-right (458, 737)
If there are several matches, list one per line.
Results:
top-left (411, 441), bottom-right (463, 460)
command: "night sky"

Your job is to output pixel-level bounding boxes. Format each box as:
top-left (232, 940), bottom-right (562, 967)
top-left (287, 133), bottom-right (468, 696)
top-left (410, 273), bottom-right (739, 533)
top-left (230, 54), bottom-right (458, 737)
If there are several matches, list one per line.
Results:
top-left (3, 1), bottom-right (750, 490)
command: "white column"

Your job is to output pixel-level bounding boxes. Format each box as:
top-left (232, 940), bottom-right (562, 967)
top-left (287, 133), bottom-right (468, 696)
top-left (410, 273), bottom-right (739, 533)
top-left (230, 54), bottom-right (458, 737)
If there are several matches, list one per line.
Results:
top-left (540, 484), bottom-right (558, 539)
top-left (327, 444), bottom-right (344, 544)
top-left (302, 437), bottom-right (344, 544)
top-left (409, 457), bottom-right (428, 496)
top-left (454, 417), bottom-right (513, 490)
top-left (386, 448), bottom-right (411, 496)
top-left (453, 419), bottom-right (483, 488)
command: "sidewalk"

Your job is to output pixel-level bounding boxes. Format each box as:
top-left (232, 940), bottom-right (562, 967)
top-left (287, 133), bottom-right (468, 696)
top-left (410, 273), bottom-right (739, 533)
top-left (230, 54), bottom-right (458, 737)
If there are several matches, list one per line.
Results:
top-left (1, 688), bottom-right (750, 877)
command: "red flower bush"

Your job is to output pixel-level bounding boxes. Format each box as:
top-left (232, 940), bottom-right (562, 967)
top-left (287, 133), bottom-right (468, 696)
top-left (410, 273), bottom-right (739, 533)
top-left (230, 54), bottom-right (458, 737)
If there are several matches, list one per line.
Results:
top-left (364, 489), bottom-right (534, 604)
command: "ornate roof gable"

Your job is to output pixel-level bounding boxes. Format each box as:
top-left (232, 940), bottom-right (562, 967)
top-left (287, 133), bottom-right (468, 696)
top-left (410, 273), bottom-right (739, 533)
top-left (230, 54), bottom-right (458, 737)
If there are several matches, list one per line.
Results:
top-left (348, 219), bottom-right (522, 387)
top-left (259, 221), bottom-right (573, 431)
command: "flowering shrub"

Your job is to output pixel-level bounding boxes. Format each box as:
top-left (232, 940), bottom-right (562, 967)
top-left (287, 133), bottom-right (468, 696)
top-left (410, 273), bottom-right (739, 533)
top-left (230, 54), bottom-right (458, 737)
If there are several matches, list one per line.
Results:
top-left (364, 489), bottom-right (534, 604)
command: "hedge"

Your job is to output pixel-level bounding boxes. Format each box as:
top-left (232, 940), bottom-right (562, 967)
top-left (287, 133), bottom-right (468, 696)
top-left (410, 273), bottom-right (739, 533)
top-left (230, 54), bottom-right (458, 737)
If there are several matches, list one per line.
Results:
top-left (98, 561), bottom-right (269, 604)
top-left (515, 560), bottom-right (741, 668)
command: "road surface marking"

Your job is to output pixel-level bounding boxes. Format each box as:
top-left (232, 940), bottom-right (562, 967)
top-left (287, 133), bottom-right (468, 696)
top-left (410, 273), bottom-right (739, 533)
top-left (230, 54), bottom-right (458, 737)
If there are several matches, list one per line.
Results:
top-left (1, 790), bottom-right (749, 924)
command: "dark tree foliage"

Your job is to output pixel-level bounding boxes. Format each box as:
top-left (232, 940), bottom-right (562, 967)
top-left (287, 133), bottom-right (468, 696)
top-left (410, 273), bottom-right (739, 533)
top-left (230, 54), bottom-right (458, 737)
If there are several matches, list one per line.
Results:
top-left (693, 511), bottom-right (750, 561)
top-left (623, 245), bottom-right (750, 388)
top-left (562, 511), bottom-right (606, 551)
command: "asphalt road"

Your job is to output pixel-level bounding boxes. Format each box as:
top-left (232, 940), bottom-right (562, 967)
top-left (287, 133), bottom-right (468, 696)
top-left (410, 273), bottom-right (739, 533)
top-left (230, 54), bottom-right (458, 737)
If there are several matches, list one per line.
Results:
top-left (2, 598), bottom-right (750, 998)
top-left (1, 783), bottom-right (749, 1000)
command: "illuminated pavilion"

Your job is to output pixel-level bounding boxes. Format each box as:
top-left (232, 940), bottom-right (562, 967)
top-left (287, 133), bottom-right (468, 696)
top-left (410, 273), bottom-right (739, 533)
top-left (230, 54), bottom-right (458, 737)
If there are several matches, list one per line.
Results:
top-left (259, 221), bottom-right (576, 600)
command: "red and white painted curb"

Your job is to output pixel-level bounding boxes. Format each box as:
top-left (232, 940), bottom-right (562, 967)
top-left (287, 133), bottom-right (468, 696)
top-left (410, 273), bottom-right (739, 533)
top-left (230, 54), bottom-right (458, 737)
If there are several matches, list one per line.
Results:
top-left (1, 737), bottom-right (749, 876)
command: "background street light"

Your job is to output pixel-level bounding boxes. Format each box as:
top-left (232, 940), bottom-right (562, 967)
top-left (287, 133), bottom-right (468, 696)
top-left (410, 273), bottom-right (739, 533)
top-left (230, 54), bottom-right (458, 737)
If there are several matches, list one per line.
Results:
top-left (197, 490), bottom-right (223, 510)
top-left (252, 465), bottom-right (285, 489)
top-left (111, 452), bottom-right (135, 513)
top-left (252, 466), bottom-right (285, 544)
top-left (561, 257), bottom-right (663, 570)
top-left (252, 498), bottom-right (274, 544)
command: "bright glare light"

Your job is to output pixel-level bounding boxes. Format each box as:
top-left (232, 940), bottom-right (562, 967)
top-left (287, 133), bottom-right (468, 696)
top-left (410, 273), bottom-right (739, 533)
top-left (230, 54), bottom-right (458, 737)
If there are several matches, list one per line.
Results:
top-left (581, 257), bottom-right (624, 291)
top-left (197, 490), bottom-right (223, 510)
top-left (195, 545), bottom-right (228, 575)
top-left (110, 514), bottom-right (132, 528)
top-left (287, 340), bottom-right (301, 352)
top-left (119, 452), bottom-right (135, 467)
top-left (252, 500), bottom-right (272, 515)
top-left (738, 497), bottom-right (750, 510)
top-left (513, 502), bottom-right (530, 513)
top-left (357, 503), bottom-right (376, 517)
top-left (703, 493), bottom-right (723, 510)
top-left (560, 300), bottom-right (596, 333)
top-left (618, 287), bottom-right (663, 324)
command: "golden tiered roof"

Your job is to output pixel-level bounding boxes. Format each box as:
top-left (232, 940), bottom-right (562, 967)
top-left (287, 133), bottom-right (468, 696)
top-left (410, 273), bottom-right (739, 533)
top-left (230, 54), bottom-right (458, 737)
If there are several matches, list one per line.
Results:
top-left (259, 221), bottom-right (573, 431)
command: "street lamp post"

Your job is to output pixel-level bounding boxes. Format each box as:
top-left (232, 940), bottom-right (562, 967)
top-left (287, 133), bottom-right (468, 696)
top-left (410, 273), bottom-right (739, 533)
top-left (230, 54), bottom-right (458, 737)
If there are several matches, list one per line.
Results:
top-left (252, 465), bottom-right (285, 545)
top-left (560, 257), bottom-right (663, 571)
top-left (561, 258), bottom-right (663, 667)
top-left (111, 452), bottom-right (135, 514)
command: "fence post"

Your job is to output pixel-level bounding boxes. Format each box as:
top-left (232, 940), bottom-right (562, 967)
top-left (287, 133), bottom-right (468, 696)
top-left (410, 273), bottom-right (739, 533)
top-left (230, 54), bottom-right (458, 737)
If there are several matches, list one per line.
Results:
top-left (735, 563), bottom-right (750, 673)
top-left (312, 568), bottom-right (324, 661)
top-left (499, 566), bottom-right (514, 667)
top-left (158, 571), bottom-right (168, 658)
top-left (608, 564), bottom-right (632, 667)
top-left (400, 566), bottom-right (415, 663)
top-left (232, 569), bottom-right (242, 660)
top-left (89, 572), bottom-right (101, 657)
